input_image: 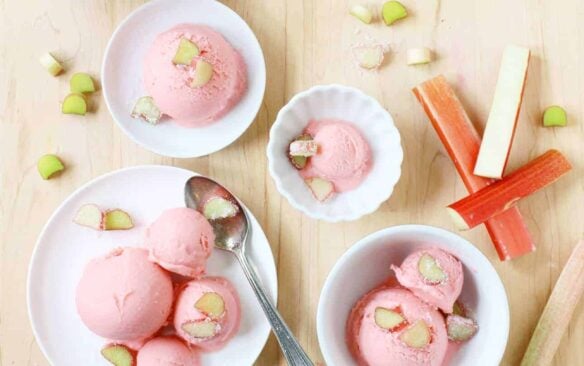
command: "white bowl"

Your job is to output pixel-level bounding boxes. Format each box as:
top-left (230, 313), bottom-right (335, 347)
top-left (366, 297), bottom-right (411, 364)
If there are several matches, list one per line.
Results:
top-left (317, 225), bottom-right (509, 366)
top-left (102, 0), bottom-right (266, 158)
top-left (267, 85), bottom-right (403, 222)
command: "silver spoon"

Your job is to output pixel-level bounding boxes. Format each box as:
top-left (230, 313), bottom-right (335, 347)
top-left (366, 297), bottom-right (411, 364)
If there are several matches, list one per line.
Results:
top-left (185, 176), bottom-right (314, 366)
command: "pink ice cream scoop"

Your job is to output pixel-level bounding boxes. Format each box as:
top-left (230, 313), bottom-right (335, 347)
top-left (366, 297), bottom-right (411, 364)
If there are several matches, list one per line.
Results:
top-left (300, 119), bottom-right (372, 191)
top-left (392, 248), bottom-right (464, 313)
top-left (346, 286), bottom-right (448, 366)
top-left (137, 337), bottom-right (201, 366)
top-left (143, 24), bottom-right (247, 127)
top-left (76, 248), bottom-right (173, 344)
top-left (145, 207), bottom-right (215, 278)
top-left (174, 277), bottom-right (241, 351)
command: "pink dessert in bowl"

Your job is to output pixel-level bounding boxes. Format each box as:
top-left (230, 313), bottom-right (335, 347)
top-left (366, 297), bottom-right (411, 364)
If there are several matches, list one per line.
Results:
top-left (145, 207), bottom-right (215, 278)
top-left (174, 276), bottom-right (241, 352)
top-left (143, 24), bottom-right (247, 127)
top-left (75, 247), bottom-right (174, 347)
top-left (137, 336), bottom-right (201, 366)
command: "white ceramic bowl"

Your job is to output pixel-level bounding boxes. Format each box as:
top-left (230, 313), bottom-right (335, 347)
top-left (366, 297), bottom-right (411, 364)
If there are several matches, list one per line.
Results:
top-left (102, 0), bottom-right (266, 158)
top-left (267, 85), bottom-right (403, 222)
top-left (317, 225), bottom-right (509, 366)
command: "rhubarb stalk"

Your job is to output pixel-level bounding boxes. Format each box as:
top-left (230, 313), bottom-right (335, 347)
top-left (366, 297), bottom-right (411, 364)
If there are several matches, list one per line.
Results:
top-left (413, 75), bottom-right (535, 260)
top-left (448, 150), bottom-right (571, 230)
top-left (520, 240), bottom-right (584, 366)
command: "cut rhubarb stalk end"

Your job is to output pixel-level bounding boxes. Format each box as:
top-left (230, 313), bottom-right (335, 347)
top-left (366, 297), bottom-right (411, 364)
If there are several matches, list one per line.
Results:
top-left (191, 60), bottom-right (213, 88)
top-left (289, 140), bottom-right (318, 157)
top-left (374, 307), bottom-right (407, 331)
top-left (350, 5), bottom-right (373, 24)
top-left (62, 93), bottom-right (87, 115)
top-left (289, 134), bottom-right (313, 169)
top-left (407, 48), bottom-right (432, 65)
top-left (305, 177), bottom-right (334, 202)
top-left (104, 209), bottom-right (134, 230)
top-left (521, 241), bottom-right (584, 366)
top-left (37, 154), bottom-right (65, 180)
top-left (131, 96), bottom-right (162, 124)
top-left (74, 204), bottom-right (104, 230)
top-left (39, 52), bottom-right (64, 76)
top-left (70, 72), bottom-right (96, 93)
top-left (399, 320), bottom-right (431, 349)
top-left (195, 292), bottom-right (226, 319)
top-left (381, 1), bottom-right (408, 26)
top-left (101, 344), bottom-right (135, 366)
top-left (543, 106), bottom-right (567, 127)
top-left (353, 45), bottom-right (384, 70)
top-left (452, 301), bottom-right (466, 317)
top-left (173, 38), bottom-right (200, 65)
top-left (181, 320), bottom-right (219, 339)
top-left (448, 150), bottom-right (572, 230)
top-left (203, 197), bottom-right (238, 220)
top-left (446, 315), bottom-right (478, 342)
top-left (474, 45), bottom-right (531, 179)
top-left (413, 75), bottom-right (535, 261)
top-left (418, 253), bottom-right (447, 284)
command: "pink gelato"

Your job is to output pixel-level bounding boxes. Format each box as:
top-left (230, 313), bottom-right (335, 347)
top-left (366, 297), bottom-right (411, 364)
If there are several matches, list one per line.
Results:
top-left (300, 119), bottom-right (372, 191)
top-left (174, 277), bottom-right (241, 351)
top-left (137, 337), bottom-right (201, 366)
top-left (143, 24), bottom-right (247, 127)
top-left (346, 286), bottom-right (448, 366)
top-left (392, 248), bottom-right (463, 313)
top-left (145, 207), bottom-right (215, 278)
top-left (76, 248), bottom-right (173, 344)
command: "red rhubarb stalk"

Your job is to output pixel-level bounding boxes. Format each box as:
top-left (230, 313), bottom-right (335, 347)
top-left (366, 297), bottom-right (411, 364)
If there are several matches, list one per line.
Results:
top-left (520, 240), bottom-right (584, 366)
top-left (413, 75), bottom-right (535, 260)
top-left (448, 150), bottom-right (571, 230)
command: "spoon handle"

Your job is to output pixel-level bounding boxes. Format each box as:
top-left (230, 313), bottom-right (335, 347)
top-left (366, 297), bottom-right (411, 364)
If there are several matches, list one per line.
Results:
top-left (236, 251), bottom-right (314, 366)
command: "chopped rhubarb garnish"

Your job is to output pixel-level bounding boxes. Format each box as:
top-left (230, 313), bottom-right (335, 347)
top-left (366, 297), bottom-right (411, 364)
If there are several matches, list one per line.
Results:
top-left (413, 75), bottom-right (535, 260)
top-left (521, 241), bottom-right (584, 366)
top-left (448, 150), bottom-right (571, 230)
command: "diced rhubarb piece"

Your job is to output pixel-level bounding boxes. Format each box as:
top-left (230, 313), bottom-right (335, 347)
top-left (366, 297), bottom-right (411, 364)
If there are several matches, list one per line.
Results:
top-left (399, 320), bottom-right (431, 349)
top-left (446, 314), bottom-right (478, 342)
top-left (104, 209), bottom-right (134, 230)
top-left (452, 301), bottom-right (466, 317)
top-left (195, 292), bottom-right (226, 319)
top-left (39, 52), bottom-right (64, 76)
top-left (407, 48), bottom-right (432, 66)
top-left (417, 253), bottom-right (447, 284)
top-left (181, 320), bottom-right (219, 339)
top-left (374, 307), bottom-right (407, 331)
top-left (474, 45), bottom-right (531, 179)
top-left (101, 344), bottom-right (135, 366)
top-left (74, 204), bottom-right (104, 230)
top-left (203, 197), bottom-right (238, 220)
top-left (350, 5), bottom-right (373, 24)
top-left (131, 96), bottom-right (162, 124)
top-left (305, 177), bottom-right (334, 202)
top-left (289, 140), bottom-right (318, 157)
top-left (353, 45), bottom-right (384, 70)
top-left (543, 106), bottom-right (567, 127)
top-left (447, 150), bottom-right (571, 230)
top-left (289, 134), bottom-right (313, 169)
top-left (413, 75), bottom-right (535, 260)
top-left (521, 241), bottom-right (584, 366)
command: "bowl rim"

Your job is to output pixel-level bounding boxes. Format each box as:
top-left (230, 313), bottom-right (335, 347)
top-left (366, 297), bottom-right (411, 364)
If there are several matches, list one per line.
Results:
top-left (101, 0), bottom-right (267, 158)
top-left (316, 224), bottom-right (510, 365)
top-left (266, 84), bottom-right (403, 222)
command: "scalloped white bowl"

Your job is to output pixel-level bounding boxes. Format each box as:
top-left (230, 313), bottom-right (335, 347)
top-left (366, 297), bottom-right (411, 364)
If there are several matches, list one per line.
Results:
top-left (267, 85), bottom-right (403, 222)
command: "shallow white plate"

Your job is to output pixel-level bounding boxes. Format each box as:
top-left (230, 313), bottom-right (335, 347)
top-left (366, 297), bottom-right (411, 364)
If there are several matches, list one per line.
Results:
top-left (27, 166), bottom-right (277, 366)
top-left (267, 85), bottom-right (403, 222)
top-left (102, 0), bottom-right (266, 158)
top-left (317, 225), bottom-right (509, 366)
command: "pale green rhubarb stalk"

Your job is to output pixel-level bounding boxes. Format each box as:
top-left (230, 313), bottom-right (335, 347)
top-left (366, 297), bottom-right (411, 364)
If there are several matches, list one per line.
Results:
top-left (521, 240), bottom-right (584, 366)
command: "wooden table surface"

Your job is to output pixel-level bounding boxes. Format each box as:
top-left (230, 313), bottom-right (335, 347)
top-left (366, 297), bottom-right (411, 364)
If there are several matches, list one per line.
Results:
top-left (1, 0), bottom-right (583, 365)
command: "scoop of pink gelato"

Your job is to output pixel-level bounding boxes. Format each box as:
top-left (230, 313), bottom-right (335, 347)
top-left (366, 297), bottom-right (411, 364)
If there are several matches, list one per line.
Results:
top-left (143, 24), bottom-right (247, 127)
top-left (145, 207), bottom-right (215, 278)
top-left (347, 286), bottom-right (448, 366)
top-left (300, 119), bottom-right (372, 191)
top-left (76, 248), bottom-right (173, 344)
top-left (392, 248), bottom-right (463, 313)
top-left (174, 277), bottom-right (241, 351)
top-left (137, 337), bottom-right (201, 366)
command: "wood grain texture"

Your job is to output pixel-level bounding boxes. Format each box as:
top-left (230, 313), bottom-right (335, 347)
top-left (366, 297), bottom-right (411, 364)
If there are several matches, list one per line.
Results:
top-left (0, 0), bottom-right (582, 365)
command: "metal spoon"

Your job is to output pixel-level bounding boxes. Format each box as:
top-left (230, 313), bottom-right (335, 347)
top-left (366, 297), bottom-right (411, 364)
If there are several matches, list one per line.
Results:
top-left (185, 176), bottom-right (314, 366)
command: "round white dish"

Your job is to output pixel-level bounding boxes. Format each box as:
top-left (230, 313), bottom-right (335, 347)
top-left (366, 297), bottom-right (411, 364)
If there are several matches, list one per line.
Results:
top-left (267, 84), bottom-right (403, 222)
top-left (317, 225), bottom-right (509, 366)
top-left (102, 0), bottom-right (266, 158)
top-left (27, 166), bottom-right (277, 366)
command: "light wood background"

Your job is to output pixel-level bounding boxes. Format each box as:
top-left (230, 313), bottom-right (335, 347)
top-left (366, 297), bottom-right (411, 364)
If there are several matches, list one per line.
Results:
top-left (1, 0), bottom-right (583, 365)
